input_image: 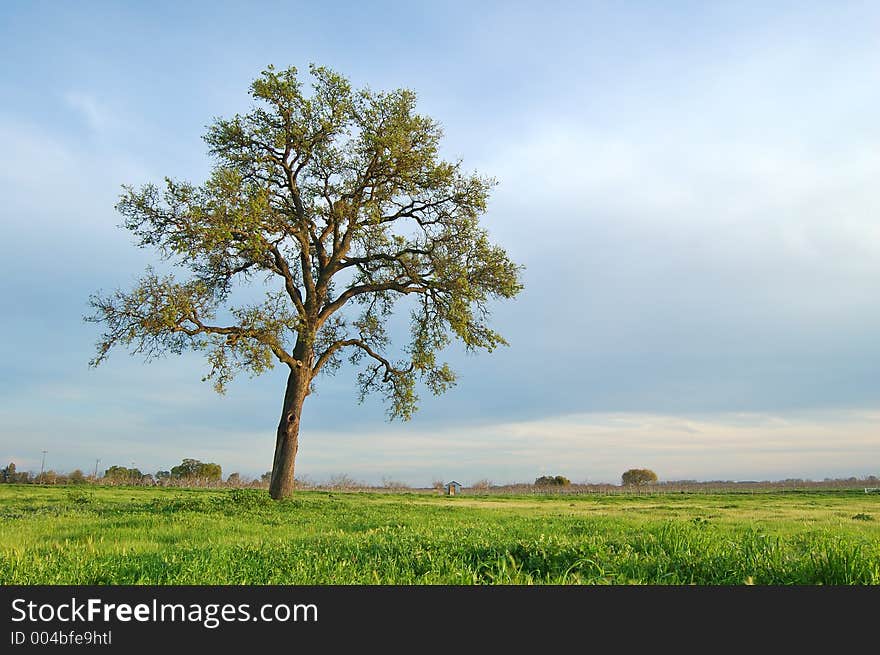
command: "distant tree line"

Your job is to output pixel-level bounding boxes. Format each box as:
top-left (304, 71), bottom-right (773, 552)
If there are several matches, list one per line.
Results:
top-left (2, 459), bottom-right (879, 493)
top-left (102, 458), bottom-right (224, 486)
top-left (1, 458), bottom-right (228, 487)
top-left (0, 462), bottom-right (91, 485)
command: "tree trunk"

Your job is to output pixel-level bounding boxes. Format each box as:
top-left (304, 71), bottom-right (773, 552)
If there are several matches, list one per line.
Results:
top-left (269, 366), bottom-right (311, 499)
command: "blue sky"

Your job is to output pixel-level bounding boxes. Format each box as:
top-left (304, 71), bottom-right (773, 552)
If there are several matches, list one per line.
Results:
top-left (2, 1), bottom-right (879, 485)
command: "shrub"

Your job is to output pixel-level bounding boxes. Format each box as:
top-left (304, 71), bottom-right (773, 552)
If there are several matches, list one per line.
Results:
top-left (65, 489), bottom-right (93, 505)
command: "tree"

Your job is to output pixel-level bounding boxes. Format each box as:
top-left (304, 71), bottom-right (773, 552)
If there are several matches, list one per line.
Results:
top-left (170, 458), bottom-right (222, 482)
top-left (41, 470), bottom-right (61, 485)
top-left (2, 463), bottom-right (31, 484)
top-left (621, 468), bottom-right (658, 486)
top-left (534, 475), bottom-right (570, 487)
top-left (104, 465), bottom-right (143, 483)
top-left (1, 462), bottom-right (16, 483)
top-left (169, 458), bottom-right (200, 479)
top-left (86, 64), bottom-right (522, 499)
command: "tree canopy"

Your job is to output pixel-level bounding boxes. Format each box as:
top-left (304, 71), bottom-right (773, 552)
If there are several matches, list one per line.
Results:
top-left (87, 64), bottom-right (521, 419)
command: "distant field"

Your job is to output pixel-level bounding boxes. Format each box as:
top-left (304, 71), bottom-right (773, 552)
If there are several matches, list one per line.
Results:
top-left (1, 485), bottom-right (878, 584)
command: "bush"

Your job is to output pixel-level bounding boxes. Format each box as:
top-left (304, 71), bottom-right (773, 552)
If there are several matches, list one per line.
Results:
top-left (65, 489), bottom-right (93, 505)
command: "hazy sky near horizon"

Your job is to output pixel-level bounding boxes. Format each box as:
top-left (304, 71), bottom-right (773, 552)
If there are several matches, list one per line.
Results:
top-left (2, 1), bottom-right (879, 485)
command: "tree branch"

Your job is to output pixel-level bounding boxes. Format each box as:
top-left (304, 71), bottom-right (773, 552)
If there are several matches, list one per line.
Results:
top-left (313, 337), bottom-right (409, 377)
top-left (267, 243), bottom-right (307, 316)
top-left (317, 280), bottom-right (429, 327)
top-left (337, 247), bottom-right (432, 270)
top-left (183, 316), bottom-right (302, 369)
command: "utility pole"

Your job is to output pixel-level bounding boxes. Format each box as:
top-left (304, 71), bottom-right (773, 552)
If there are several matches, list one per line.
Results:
top-left (94, 458), bottom-right (101, 481)
top-left (39, 450), bottom-right (47, 484)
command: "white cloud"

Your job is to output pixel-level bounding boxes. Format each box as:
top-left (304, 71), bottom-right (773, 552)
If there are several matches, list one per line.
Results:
top-left (5, 397), bottom-right (877, 486)
top-left (289, 410), bottom-right (880, 486)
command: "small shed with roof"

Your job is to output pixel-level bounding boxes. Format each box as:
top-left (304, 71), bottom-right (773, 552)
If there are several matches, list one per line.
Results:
top-left (445, 481), bottom-right (462, 496)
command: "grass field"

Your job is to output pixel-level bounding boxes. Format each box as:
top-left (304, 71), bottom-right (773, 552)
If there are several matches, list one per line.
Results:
top-left (1, 485), bottom-right (879, 584)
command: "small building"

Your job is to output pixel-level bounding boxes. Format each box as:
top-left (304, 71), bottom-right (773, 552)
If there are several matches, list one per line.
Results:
top-left (445, 481), bottom-right (462, 496)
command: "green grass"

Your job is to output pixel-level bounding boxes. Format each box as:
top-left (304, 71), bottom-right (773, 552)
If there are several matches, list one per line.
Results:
top-left (1, 485), bottom-right (879, 584)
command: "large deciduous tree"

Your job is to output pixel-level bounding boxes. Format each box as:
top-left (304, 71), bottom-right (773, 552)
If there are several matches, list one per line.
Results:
top-left (621, 469), bottom-right (658, 487)
top-left (87, 65), bottom-right (522, 499)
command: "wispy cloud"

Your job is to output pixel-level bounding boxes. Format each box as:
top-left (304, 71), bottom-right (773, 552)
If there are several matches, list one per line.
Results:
top-left (63, 92), bottom-right (115, 133)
